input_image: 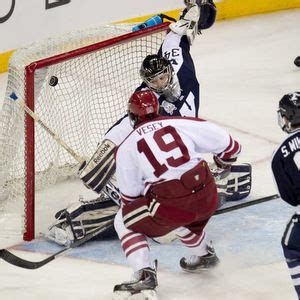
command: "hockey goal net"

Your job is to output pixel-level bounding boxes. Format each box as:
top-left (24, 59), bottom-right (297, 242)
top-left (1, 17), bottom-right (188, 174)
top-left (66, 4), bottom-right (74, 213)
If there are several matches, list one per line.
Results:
top-left (0, 22), bottom-right (169, 241)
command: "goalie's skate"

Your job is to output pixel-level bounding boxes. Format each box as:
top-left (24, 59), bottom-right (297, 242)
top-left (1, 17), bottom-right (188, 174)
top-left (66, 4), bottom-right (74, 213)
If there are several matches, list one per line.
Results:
top-left (180, 244), bottom-right (220, 272)
top-left (113, 265), bottom-right (158, 300)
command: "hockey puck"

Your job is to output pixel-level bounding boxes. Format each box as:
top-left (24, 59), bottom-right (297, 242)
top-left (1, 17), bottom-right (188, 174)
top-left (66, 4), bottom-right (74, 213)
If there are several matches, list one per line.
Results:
top-left (294, 56), bottom-right (300, 67)
top-left (49, 76), bottom-right (58, 86)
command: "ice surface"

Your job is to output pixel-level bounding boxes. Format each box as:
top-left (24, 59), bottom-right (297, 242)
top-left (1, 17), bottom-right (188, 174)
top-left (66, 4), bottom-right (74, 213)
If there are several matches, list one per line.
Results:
top-left (0, 8), bottom-right (300, 299)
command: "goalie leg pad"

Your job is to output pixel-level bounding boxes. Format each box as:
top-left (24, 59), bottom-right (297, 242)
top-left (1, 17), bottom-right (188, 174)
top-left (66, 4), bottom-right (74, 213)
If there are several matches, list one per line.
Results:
top-left (211, 163), bottom-right (252, 205)
top-left (216, 163), bottom-right (252, 203)
top-left (225, 164), bottom-right (252, 201)
top-left (47, 195), bottom-right (119, 246)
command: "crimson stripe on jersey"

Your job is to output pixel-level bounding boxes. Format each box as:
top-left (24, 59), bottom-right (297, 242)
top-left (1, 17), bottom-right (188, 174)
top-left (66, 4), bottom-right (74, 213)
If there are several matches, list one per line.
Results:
top-left (218, 136), bottom-right (233, 159)
top-left (219, 136), bottom-right (241, 160)
top-left (224, 140), bottom-right (241, 159)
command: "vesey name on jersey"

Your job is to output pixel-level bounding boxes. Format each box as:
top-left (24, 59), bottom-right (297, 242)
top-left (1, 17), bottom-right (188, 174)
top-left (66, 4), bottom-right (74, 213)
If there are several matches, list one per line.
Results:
top-left (281, 136), bottom-right (300, 157)
top-left (136, 122), bottom-right (163, 136)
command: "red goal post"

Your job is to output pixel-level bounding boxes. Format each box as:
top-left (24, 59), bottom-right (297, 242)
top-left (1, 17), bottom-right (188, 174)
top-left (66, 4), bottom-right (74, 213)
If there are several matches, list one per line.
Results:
top-left (0, 22), bottom-right (170, 241)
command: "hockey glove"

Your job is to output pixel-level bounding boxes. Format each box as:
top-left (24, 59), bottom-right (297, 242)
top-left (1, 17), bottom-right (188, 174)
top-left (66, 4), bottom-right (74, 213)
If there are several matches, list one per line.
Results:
top-left (183, 1), bottom-right (217, 31)
top-left (170, 4), bottom-right (200, 45)
top-left (213, 136), bottom-right (241, 169)
top-left (213, 155), bottom-right (236, 170)
top-left (197, 0), bottom-right (217, 30)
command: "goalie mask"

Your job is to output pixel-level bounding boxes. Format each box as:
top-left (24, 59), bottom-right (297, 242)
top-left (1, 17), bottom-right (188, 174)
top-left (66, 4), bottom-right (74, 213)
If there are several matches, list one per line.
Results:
top-left (140, 54), bottom-right (181, 103)
top-left (278, 92), bottom-right (300, 133)
top-left (128, 90), bottom-right (160, 128)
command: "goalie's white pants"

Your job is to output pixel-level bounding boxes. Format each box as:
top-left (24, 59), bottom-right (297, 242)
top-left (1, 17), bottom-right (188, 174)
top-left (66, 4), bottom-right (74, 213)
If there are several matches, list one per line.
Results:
top-left (114, 209), bottom-right (209, 272)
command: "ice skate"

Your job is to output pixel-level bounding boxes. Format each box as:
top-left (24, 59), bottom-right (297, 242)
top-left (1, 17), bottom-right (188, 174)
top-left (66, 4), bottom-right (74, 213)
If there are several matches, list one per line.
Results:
top-left (113, 264), bottom-right (158, 300)
top-left (180, 244), bottom-right (220, 272)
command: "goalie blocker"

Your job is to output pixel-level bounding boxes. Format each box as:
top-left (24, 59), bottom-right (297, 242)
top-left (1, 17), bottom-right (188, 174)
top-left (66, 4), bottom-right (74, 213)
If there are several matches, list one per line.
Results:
top-left (78, 139), bottom-right (116, 194)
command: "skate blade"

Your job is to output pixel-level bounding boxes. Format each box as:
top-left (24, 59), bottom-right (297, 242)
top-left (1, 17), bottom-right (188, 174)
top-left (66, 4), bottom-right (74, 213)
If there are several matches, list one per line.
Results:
top-left (113, 290), bottom-right (158, 300)
top-left (181, 263), bottom-right (220, 273)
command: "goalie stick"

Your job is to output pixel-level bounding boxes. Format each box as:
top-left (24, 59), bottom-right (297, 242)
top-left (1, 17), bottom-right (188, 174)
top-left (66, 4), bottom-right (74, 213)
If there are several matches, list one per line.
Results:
top-left (0, 219), bottom-right (113, 270)
top-left (10, 92), bottom-right (85, 164)
top-left (0, 194), bottom-right (279, 269)
top-left (10, 92), bottom-right (117, 195)
top-left (214, 194), bottom-right (280, 215)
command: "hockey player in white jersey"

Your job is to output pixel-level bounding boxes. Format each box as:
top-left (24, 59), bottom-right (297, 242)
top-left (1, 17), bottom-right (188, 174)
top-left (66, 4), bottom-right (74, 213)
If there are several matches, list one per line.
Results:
top-left (79, 0), bottom-right (249, 202)
top-left (47, 1), bottom-right (250, 248)
top-left (112, 90), bottom-right (241, 298)
top-left (48, 0), bottom-right (222, 246)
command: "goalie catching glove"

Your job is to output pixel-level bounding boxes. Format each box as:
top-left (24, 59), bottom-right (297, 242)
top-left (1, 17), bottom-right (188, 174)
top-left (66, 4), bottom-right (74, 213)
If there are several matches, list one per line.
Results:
top-left (184, 0), bottom-right (217, 30)
top-left (170, 0), bottom-right (216, 45)
top-left (170, 2), bottom-right (200, 45)
top-left (78, 139), bottom-right (116, 193)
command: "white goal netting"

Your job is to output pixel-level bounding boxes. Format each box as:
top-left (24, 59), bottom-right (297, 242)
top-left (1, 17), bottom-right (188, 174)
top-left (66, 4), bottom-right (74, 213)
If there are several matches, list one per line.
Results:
top-left (0, 23), bottom-right (168, 240)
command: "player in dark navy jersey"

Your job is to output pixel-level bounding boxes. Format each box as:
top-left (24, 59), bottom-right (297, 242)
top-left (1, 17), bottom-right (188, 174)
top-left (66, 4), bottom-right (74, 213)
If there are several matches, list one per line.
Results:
top-left (271, 91), bottom-right (300, 299)
top-left (104, 3), bottom-right (205, 145)
top-left (137, 31), bottom-right (200, 117)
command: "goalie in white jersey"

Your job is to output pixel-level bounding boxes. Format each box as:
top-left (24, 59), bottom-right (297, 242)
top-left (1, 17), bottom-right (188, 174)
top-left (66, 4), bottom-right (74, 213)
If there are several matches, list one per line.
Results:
top-left (113, 90), bottom-right (241, 297)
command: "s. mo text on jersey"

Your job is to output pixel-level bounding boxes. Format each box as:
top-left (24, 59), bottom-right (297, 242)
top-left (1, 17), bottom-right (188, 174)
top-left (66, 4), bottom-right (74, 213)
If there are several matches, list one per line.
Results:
top-left (281, 136), bottom-right (300, 157)
top-left (136, 122), bottom-right (163, 136)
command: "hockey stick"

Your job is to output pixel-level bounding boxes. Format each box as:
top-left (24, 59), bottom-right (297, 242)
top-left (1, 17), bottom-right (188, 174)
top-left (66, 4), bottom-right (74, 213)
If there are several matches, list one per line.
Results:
top-left (10, 92), bottom-right (115, 193)
top-left (0, 220), bottom-right (113, 269)
top-left (214, 194), bottom-right (280, 215)
top-left (9, 92), bottom-right (85, 164)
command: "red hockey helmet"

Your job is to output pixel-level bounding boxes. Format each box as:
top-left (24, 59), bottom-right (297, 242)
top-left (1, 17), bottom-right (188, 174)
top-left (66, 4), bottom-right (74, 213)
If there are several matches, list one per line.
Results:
top-left (128, 90), bottom-right (160, 127)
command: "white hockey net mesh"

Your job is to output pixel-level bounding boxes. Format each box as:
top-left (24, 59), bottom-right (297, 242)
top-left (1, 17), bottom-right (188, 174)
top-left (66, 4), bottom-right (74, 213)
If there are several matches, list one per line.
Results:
top-left (0, 23), bottom-right (168, 240)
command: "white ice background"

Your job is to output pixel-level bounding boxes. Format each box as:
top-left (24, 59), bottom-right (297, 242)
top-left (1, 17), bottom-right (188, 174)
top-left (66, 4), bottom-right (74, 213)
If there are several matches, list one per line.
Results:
top-left (0, 8), bottom-right (300, 300)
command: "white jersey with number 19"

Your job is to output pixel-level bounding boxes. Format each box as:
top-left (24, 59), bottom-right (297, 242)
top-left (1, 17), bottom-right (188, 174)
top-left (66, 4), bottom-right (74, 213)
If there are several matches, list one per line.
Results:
top-left (115, 116), bottom-right (240, 200)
